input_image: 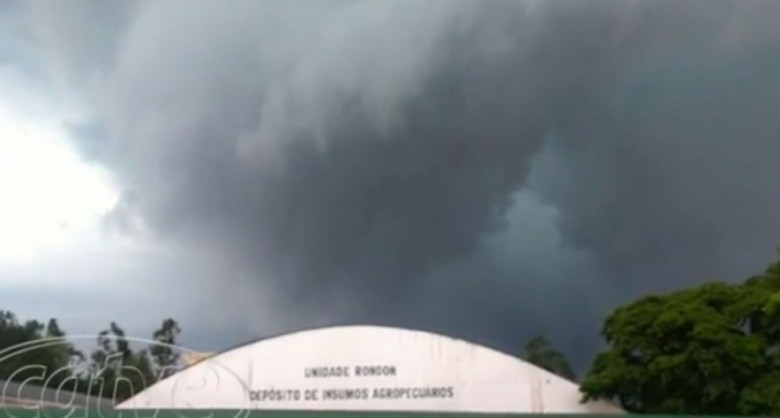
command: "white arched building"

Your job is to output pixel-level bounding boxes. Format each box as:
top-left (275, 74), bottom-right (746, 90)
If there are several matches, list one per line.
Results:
top-left (117, 325), bottom-right (623, 414)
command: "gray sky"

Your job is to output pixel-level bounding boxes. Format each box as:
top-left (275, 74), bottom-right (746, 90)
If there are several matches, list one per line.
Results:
top-left (1, 0), bottom-right (780, 372)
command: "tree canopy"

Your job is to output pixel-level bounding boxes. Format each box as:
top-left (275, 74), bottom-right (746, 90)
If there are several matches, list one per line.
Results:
top-left (580, 255), bottom-right (780, 415)
top-left (0, 311), bottom-right (83, 390)
top-left (2, 255), bottom-right (780, 413)
top-left (0, 313), bottom-right (184, 403)
top-left (87, 318), bottom-right (183, 401)
top-left (522, 335), bottom-right (577, 381)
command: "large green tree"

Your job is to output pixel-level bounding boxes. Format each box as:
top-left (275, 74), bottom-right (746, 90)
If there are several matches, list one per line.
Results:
top-left (580, 256), bottom-right (780, 415)
top-left (523, 336), bottom-right (577, 381)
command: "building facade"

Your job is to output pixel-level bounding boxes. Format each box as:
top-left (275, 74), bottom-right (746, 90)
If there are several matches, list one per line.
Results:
top-left (118, 325), bottom-right (623, 414)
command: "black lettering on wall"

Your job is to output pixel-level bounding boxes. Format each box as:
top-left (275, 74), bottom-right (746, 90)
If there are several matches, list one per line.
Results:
top-left (304, 366), bottom-right (350, 378)
top-left (305, 389), bottom-right (319, 400)
top-left (249, 385), bottom-right (455, 402)
top-left (304, 365), bottom-right (398, 378)
top-left (354, 365), bottom-right (396, 377)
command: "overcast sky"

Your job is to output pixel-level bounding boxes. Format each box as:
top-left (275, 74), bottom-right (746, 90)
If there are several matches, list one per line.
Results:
top-left (1, 0), bottom-right (780, 372)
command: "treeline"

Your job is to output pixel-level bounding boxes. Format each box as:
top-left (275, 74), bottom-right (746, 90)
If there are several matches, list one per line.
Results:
top-left (522, 254), bottom-right (780, 415)
top-left (1, 254), bottom-right (778, 414)
top-left (0, 314), bottom-right (181, 402)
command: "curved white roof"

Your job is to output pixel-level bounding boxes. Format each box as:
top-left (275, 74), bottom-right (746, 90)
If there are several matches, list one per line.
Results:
top-left (117, 325), bottom-right (623, 413)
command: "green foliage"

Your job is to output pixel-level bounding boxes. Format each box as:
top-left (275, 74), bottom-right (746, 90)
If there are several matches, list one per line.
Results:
top-left (523, 335), bottom-right (577, 381)
top-left (88, 321), bottom-right (166, 402)
top-left (0, 311), bottom-right (83, 390)
top-left (150, 318), bottom-right (182, 379)
top-left (0, 310), bottom-right (182, 403)
top-left (581, 256), bottom-right (780, 415)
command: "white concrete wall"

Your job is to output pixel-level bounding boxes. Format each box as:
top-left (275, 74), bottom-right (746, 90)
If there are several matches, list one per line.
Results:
top-left (117, 325), bottom-right (623, 413)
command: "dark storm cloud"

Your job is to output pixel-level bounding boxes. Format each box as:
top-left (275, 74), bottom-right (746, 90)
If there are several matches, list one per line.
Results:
top-left (14, 0), bottom-right (780, 363)
top-left (531, 44), bottom-right (780, 298)
top-left (88, 0), bottom-right (643, 319)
